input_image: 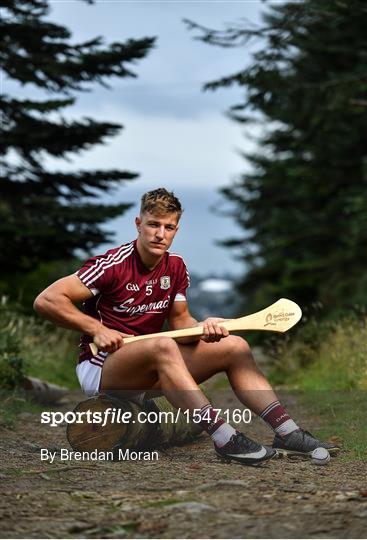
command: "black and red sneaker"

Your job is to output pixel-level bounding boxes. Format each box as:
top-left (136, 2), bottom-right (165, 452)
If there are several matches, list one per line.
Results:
top-left (215, 431), bottom-right (276, 466)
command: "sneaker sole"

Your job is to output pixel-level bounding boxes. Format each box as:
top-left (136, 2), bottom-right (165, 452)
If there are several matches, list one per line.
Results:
top-left (274, 447), bottom-right (340, 458)
top-left (216, 449), bottom-right (277, 467)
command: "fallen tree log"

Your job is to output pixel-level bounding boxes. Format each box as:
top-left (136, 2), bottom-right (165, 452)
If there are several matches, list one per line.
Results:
top-left (22, 376), bottom-right (68, 404)
top-left (66, 393), bottom-right (205, 457)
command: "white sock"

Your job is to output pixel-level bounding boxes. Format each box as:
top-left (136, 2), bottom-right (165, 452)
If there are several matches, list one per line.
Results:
top-left (275, 419), bottom-right (299, 437)
top-left (210, 422), bottom-right (237, 447)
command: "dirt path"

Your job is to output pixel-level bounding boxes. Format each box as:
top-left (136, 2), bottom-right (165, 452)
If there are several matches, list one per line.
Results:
top-left (0, 381), bottom-right (366, 539)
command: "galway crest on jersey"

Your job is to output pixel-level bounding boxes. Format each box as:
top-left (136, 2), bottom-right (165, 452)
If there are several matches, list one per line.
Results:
top-left (160, 276), bottom-right (170, 290)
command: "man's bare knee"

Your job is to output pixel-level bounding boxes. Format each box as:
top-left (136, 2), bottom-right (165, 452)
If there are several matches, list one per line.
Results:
top-left (151, 337), bottom-right (189, 376)
top-left (153, 336), bottom-right (179, 353)
top-left (152, 337), bottom-right (180, 360)
top-left (225, 335), bottom-right (251, 355)
top-left (223, 335), bottom-right (254, 369)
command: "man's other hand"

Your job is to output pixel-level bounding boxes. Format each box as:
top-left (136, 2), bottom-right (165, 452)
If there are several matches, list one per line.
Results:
top-left (92, 328), bottom-right (132, 353)
top-left (200, 318), bottom-right (229, 343)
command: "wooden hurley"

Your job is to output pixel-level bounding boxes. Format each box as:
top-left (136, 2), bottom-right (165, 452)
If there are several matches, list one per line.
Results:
top-left (89, 298), bottom-right (302, 356)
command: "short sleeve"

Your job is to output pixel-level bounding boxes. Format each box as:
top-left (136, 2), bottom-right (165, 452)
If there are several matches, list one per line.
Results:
top-left (173, 257), bottom-right (190, 302)
top-left (76, 243), bottom-right (134, 295)
top-left (76, 254), bottom-right (111, 296)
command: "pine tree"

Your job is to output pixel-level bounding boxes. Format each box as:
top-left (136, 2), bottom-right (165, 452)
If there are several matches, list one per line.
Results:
top-left (187, 0), bottom-right (367, 315)
top-left (0, 0), bottom-right (155, 292)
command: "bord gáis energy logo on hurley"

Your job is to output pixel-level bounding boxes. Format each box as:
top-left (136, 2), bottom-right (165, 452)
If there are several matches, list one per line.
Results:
top-left (264, 309), bottom-right (295, 327)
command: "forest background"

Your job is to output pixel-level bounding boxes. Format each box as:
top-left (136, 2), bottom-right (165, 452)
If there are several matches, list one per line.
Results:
top-left (1, 0), bottom-right (366, 458)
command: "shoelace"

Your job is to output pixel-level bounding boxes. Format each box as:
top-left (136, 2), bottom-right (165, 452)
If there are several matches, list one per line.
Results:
top-left (302, 430), bottom-right (318, 443)
top-left (234, 433), bottom-right (261, 452)
top-left (293, 429), bottom-right (319, 451)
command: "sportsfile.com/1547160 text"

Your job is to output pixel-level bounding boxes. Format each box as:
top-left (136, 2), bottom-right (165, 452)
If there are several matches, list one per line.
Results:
top-left (40, 407), bottom-right (252, 428)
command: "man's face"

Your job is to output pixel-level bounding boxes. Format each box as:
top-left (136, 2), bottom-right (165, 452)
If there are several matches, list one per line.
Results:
top-left (136, 211), bottom-right (179, 257)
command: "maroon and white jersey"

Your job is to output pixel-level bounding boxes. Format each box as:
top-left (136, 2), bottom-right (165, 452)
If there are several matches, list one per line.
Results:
top-left (76, 240), bottom-right (190, 363)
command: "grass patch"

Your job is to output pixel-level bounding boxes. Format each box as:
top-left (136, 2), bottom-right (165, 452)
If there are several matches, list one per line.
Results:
top-left (0, 467), bottom-right (24, 478)
top-left (270, 315), bottom-right (367, 461)
top-left (0, 389), bottom-right (45, 428)
top-left (0, 300), bottom-right (79, 389)
top-left (144, 497), bottom-right (185, 508)
top-left (19, 319), bottom-right (79, 389)
top-left (297, 390), bottom-right (367, 461)
top-left (207, 375), bottom-right (230, 391)
top-left (0, 301), bottom-right (80, 426)
top-left (270, 316), bottom-right (367, 390)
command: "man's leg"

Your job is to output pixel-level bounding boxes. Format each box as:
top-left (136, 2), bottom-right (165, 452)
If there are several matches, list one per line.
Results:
top-left (100, 335), bottom-right (275, 465)
top-left (178, 336), bottom-right (299, 433)
top-left (101, 336), bottom-right (209, 411)
top-left (177, 335), bottom-right (279, 414)
top-left (176, 336), bottom-right (339, 455)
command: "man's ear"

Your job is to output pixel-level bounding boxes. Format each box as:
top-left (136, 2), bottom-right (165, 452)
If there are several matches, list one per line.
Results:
top-left (135, 216), bottom-right (142, 232)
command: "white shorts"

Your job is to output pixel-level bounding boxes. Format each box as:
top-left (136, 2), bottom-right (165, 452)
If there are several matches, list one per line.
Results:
top-left (76, 355), bottom-right (146, 404)
top-left (76, 355), bottom-right (107, 397)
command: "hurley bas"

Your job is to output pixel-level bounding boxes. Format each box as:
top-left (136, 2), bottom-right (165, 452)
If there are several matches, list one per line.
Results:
top-left (40, 448), bottom-right (159, 463)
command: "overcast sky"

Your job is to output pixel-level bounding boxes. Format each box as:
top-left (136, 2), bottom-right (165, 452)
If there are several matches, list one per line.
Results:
top-left (12, 0), bottom-right (269, 276)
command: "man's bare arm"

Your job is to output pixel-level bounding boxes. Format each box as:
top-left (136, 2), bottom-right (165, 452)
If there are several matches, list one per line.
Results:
top-left (33, 275), bottom-right (128, 353)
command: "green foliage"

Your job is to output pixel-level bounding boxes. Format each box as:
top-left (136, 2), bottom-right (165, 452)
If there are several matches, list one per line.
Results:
top-left (21, 319), bottom-right (79, 388)
top-left (0, 331), bottom-right (26, 390)
top-left (1, 0), bottom-right (156, 298)
top-left (0, 355), bottom-right (25, 390)
top-left (0, 299), bottom-right (28, 389)
top-left (187, 0), bottom-right (367, 316)
top-left (295, 389), bottom-right (366, 461)
top-left (0, 391), bottom-right (44, 429)
top-left (268, 315), bottom-right (367, 460)
top-left (0, 258), bottom-right (82, 312)
top-left (270, 315), bottom-right (367, 390)
top-left (0, 299), bottom-right (78, 389)
top-left (0, 299), bottom-right (79, 427)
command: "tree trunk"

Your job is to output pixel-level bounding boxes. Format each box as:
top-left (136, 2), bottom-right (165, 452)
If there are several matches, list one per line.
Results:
top-left (66, 393), bottom-right (205, 457)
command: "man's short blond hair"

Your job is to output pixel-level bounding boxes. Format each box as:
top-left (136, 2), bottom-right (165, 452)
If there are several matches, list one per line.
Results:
top-left (140, 188), bottom-right (183, 219)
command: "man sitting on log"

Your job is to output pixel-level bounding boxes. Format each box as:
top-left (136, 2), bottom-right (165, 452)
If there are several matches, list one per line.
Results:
top-left (34, 187), bottom-right (337, 465)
